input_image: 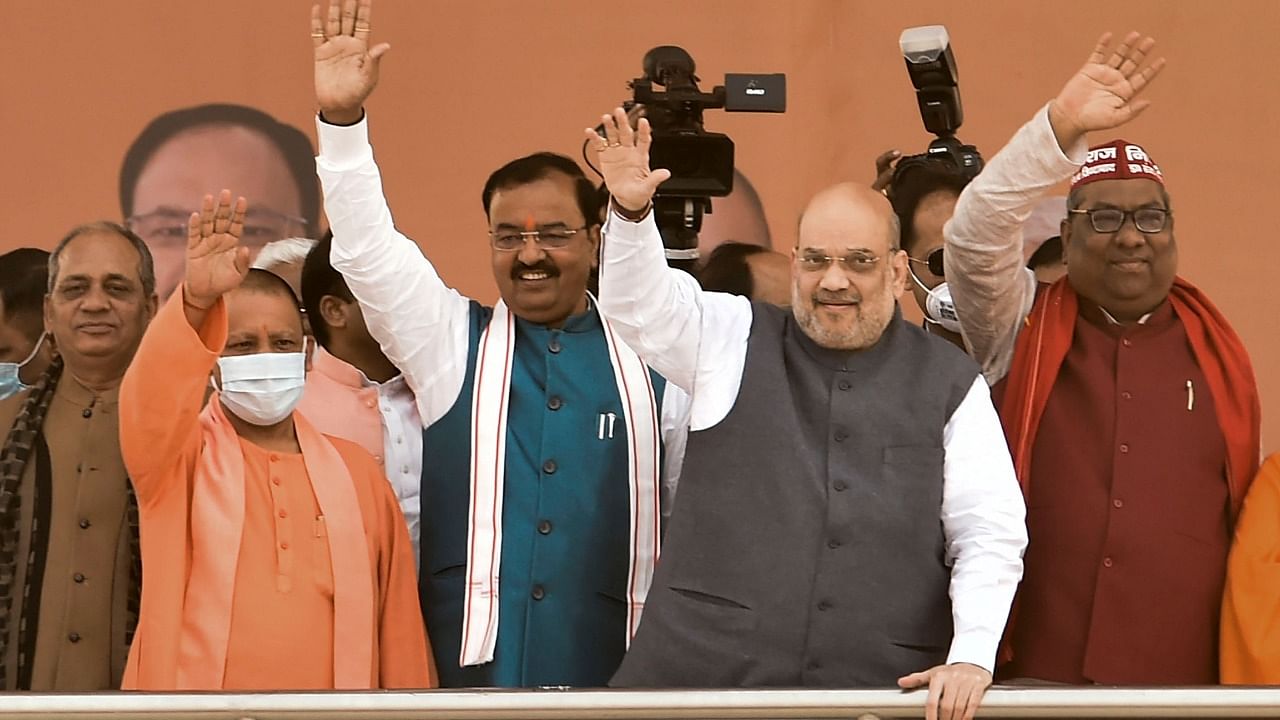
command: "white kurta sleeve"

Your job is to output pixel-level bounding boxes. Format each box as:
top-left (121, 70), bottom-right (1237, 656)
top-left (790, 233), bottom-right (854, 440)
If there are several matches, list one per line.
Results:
top-left (944, 104), bottom-right (1088, 384)
top-left (940, 376), bottom-right (1028, 671)
top-left (315, 115), bottom-right (472, 426)
top-left (598, 208), bottom-right (752, 431)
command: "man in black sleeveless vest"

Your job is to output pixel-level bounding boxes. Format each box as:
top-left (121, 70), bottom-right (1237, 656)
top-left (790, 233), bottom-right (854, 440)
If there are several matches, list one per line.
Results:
top-left (589, 111), bottom-right (1027, 720)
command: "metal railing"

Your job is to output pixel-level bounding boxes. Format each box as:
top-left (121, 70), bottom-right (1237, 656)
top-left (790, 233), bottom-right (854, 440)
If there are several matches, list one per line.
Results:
top-left (1, 687), bottom-right (1279, 720)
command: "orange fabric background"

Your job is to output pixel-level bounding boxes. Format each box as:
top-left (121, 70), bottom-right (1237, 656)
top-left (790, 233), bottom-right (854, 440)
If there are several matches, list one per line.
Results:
top-left (2, 0), bottom-right (1276, 452)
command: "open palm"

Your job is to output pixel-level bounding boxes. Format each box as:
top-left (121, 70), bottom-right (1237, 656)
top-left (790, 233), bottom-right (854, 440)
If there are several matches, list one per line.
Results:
top-left (587, 107), bottom-right (672, 213)
top-left (185, 191), bottom-right (250, 307)
top-left (312, 0), bottom-right (390, 118)
top-left (1054, 32), bottom-right (1166, 137)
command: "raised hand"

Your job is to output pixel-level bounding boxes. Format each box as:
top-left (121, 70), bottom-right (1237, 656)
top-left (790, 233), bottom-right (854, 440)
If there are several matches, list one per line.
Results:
top-left (585, 108), bottom-right (672, 216)
top-left (1049, 31), bottom-right (1166, 150)
top-left (312, 0), bottom-right (391, 125)
top-left (871, 149), bottom-right (901, 194)
top-left (184, 191), bottom-right (251, 310)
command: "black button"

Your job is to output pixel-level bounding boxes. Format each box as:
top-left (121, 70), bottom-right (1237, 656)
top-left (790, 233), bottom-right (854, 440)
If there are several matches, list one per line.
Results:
top-left (78, 518), bottom-right (91, 529)
top-left (838, 380), bottom-right (851, 391)
top-left (833, 430), bottom-right (848, 442)
top-left (833, 481), bottom-right (848, 492)
top-left (531, 584), bottom-right (546, 601)
top-left (548, 337), bottom-right (562, 354)
top-left (817, 600), bottom-right (832, 611)
top-left (547, 396), bottom-right (563, 411)
top-left (542, 459), bottom-right (557, 474)
top-left (73, 572), bottom-right (86, 583)
top-left (82, 408), bottom-right (92, 419)
top-left (806, 660), bottom-right (821, 671)
top-left (827, 539), bottom-right (842, 549)
top-left (537, 520), bottom-right (553, 535)
top-left (68, 632), bottom-right (81, 643)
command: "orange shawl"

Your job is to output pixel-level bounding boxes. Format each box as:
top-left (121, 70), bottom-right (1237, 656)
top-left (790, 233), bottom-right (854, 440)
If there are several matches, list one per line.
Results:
top-left (1221, 454), bottom-right (1280, 683)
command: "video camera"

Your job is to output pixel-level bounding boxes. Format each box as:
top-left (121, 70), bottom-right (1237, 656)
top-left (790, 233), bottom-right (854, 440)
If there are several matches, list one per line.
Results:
top-left (616, 46), bottom-right (785, 265)
top-left (891, 26), bottom-right (983, 189)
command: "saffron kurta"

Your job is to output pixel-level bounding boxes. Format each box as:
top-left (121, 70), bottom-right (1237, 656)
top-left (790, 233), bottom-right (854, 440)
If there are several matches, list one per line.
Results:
top-left (1222, 454), bottom-right (1280, 683)
top-left (118, 292), bottom-right (433, 690)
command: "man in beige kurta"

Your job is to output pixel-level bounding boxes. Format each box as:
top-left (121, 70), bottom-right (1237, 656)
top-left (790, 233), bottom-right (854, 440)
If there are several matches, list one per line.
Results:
top-left (0, 222), bottom-right (157, 690)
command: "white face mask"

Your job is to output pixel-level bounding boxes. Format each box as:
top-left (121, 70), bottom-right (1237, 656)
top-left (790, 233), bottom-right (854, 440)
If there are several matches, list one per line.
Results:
top-left (0, 334), bottom-right (46, 401)
top-left (213, 342), bottom-right (307, 426)
top-left (909, 266), bottom-right (963, 335)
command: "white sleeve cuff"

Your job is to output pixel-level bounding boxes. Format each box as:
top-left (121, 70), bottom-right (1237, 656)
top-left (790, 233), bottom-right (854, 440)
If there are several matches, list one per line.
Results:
top-left (946, 629), bottom-right (1000, 673)
top-left (315, 113), bottom-right (374, 169)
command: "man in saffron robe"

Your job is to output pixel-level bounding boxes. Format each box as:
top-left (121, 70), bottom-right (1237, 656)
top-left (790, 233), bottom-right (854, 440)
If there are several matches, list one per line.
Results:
top-left (1221, 454), bottom-right (1280, 684)
top-left (943, 32), bottom-right (1261, 684)
top-left (119, 190), bottom-right (433, 690)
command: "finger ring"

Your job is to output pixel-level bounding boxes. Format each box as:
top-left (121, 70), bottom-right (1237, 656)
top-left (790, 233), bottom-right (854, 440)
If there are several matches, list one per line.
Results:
top-left (608, 142), bottom-right (623, 148)
top-left (311, 33), bottom-right (325, 38)
top-left (354, 26), bottom-right (371, 33)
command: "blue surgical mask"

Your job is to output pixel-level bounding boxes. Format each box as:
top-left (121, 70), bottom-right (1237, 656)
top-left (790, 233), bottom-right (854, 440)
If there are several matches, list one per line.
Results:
top-left (0, 335), bottom-right (46, 401)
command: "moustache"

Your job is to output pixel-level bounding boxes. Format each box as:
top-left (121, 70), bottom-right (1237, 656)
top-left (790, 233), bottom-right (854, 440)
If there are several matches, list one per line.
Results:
top-left (812, 291), bottom-right (861, 306)
top-left (512, 260), bottom-right (560, 280)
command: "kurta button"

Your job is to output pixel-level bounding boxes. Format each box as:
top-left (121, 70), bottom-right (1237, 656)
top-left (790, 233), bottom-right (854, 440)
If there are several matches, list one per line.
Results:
top-left (548, 338), bottom-right (562, 354)
top-left (375, 455), bottom-right (384, 464)
top-left (547, 396), bottom-right (563, 411)
top-left (269, 453), bottom-right (279, 462)
top-left (542, 459), bottom-right (557, 474)
top-left (1113, 499), bottom-right (1124, 509)
top-left (817, 600), bottom-right (832, 611)
top-left (73, 572), bottom-right (86, 583)
top-left (1121, 391), bottom-right (1132, 400)
top-left (78, 518), bottom-right (91, 529)
top-left (365, 399), bottom-right (375, 408)
top-left (278, 509), bottom-right (288, 518)
top-left (1119, 443), bottom-right (1130, 453)
top-left (1122, 338), bottom-right (1133, 347)
top-left (68, 632), bottom-right (81, 643)
top-left (280, 542), bottom-right (290, 550)
top-left (838, 380), bottom-right (851, 391)
top-left (271, 477), bottom-right (281, 486)
top-left (531, 584), bottom-right (546, 600)
top-left (806, 660), bottom-right (821, 671)
top-left (1103, 557), bottom-right (1114, 568)
top-left (833, 430), bottom-right (848, 442)
top-left (82, 408), bottom-right (92, 419)
top-left (833, 481), bottom-right (847, 492)
top-left (827, 539), bottom-right (841, 549)
top-left (537, 520), bottom-right (553, 535)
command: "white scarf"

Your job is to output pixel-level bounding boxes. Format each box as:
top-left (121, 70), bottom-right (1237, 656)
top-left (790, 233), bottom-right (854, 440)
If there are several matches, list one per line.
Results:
top-left (460, 299), bottom-right (661, 667)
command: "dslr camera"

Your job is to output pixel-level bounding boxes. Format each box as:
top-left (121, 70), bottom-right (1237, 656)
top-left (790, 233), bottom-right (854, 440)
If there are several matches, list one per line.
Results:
top-left (891, 26), bottom-right (983, 189)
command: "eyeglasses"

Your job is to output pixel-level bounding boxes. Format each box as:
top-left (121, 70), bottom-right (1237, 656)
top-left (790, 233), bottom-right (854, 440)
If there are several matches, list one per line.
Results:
top-left (127, 208), bottom-right (308, 249)
top-left (795, 250), bottom-right (888, 275)
top-left (907, 248), bottom-right (945, 277)
top-left (489, 225), bottom-right (591, 252)
top-left (1068, 207), bottom-right (1171, 234)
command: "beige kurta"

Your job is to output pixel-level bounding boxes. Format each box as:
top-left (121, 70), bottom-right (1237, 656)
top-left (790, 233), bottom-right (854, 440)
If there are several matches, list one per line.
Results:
top-left (0, 375), bottom-right (135, 690)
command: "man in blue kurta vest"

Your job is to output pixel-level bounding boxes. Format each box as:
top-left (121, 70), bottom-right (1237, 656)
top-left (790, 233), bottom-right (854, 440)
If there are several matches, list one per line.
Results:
top-left (307, 0), bottom-right (683, 687)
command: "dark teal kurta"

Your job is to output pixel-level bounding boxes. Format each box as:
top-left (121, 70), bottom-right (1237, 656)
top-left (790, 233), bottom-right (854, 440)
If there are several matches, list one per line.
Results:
top-left (420, 301), bottom-right (663, 687)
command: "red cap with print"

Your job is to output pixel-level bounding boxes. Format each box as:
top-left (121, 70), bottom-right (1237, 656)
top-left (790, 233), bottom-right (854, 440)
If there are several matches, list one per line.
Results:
top-left (1070, 139), bottom-right (1164, 189)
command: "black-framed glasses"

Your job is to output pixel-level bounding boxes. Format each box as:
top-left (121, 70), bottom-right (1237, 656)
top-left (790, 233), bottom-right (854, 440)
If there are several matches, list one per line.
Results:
top-left (1068, 207), bottom-right (1171, 234)
top-left (795, 250), bottom-right (887, 275)
top-left (907, 248), bottom-right (945, 277)
top-left (489, 225), bottom-right (591, 252)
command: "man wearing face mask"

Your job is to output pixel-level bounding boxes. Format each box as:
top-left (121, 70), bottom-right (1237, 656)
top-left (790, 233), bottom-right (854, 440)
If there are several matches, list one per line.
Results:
top-left (118, 191), bottom-right (433, 690)
top-left (0, 249), bottom-right (54, 400)
top-left (0, 226), bottom-right (154, 690)
top-left (944, 33), bottom-right (1260, 684)
top-left (310, 0), bottom-right (685, 688)
top-left (886, 160), bottom-right (972, 348)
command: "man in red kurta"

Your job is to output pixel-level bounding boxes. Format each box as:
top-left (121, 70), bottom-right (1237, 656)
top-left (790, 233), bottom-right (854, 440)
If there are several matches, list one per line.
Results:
top-left (943, 33), bottom-right (1261, 684)
top-left (119, 190), bottom-right (434, 690)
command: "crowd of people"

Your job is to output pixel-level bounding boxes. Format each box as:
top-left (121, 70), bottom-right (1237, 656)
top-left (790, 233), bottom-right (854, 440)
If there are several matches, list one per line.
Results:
top-left (0, 2), bottom-right (1276, 719)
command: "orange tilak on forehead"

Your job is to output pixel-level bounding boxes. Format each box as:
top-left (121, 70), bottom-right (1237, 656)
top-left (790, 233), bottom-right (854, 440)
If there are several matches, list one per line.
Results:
top-left (523, 213), bottom-right (538, 231)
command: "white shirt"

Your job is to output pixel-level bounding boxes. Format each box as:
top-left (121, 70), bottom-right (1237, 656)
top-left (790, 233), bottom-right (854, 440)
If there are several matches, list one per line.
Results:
top-left (598, 208), bottom-right (1028, 672)
top-left (313, 115), bottom-right (691, 515)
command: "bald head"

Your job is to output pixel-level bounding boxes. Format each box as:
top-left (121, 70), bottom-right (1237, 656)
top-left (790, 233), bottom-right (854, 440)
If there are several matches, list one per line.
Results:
top-left (798, 182), bottom-right (900, 254)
